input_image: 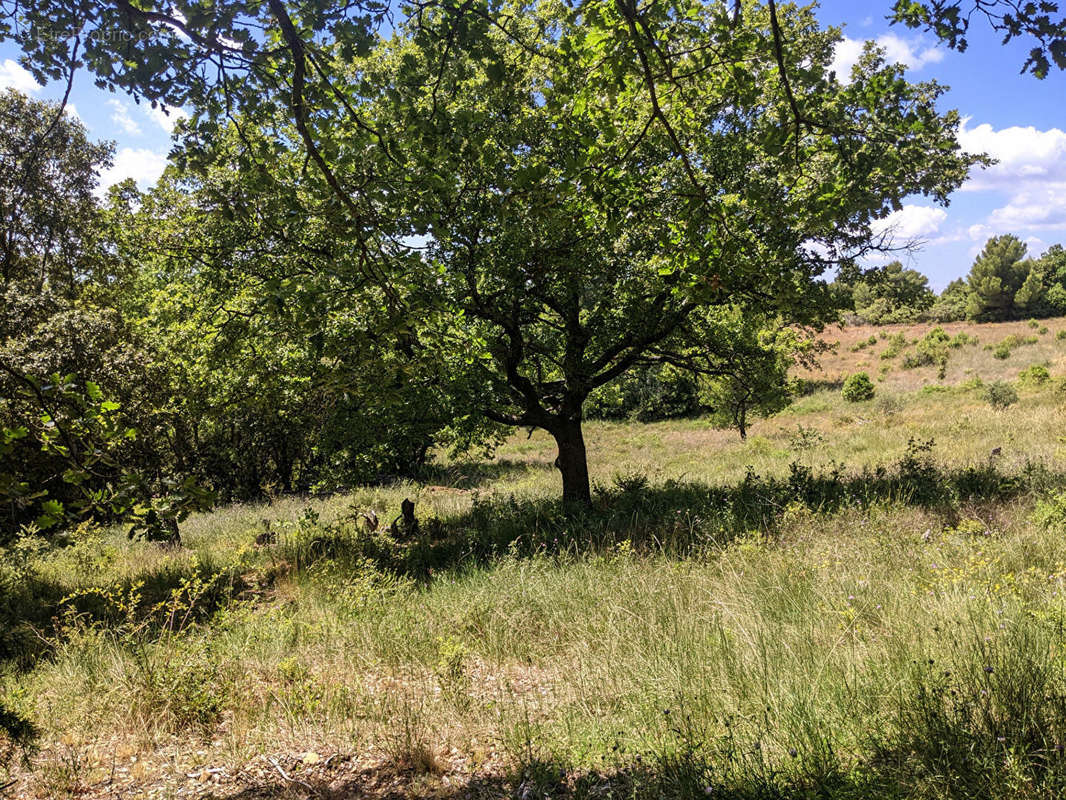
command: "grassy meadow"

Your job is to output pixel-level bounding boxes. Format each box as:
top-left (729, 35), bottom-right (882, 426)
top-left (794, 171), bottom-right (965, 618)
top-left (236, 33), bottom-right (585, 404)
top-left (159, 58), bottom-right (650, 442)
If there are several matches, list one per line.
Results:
top-left (7, 318), bottom-right (1066, 798)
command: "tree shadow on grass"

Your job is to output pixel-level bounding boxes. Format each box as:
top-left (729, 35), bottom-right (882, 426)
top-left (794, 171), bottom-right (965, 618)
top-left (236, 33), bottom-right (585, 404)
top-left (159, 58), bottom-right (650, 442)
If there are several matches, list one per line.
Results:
top-left (420, 457), bottom-right (554, 490)
top-left (388, 447), bottom-right (1066, 579)
top-left (0, 548), bottom-right (256, 668)
top-left (4, 446), bottom-right (1064, 676)
top-left (191, 736), bottom-right (1066, 800)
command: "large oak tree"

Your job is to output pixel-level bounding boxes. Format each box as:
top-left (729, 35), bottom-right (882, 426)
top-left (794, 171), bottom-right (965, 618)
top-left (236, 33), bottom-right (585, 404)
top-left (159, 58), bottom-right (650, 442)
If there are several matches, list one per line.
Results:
top-left (1, 1), bottom-right (982, 504)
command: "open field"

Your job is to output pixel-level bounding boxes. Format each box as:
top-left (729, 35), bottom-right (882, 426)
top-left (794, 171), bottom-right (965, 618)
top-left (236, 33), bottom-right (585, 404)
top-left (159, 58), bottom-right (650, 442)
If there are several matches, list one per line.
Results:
top-left (6, 319), bottom-right (1066, 799)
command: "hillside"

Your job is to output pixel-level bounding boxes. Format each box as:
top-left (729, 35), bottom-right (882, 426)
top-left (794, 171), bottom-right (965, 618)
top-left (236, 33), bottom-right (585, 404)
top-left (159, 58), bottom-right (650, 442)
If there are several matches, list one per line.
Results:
top-left (803, 316), bottom-right (1066, 392)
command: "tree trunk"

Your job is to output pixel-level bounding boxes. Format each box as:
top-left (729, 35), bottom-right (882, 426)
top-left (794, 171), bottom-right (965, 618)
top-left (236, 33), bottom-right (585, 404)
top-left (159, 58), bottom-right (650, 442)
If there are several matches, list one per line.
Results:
top-left (552, 419), bottom-right (591, 507)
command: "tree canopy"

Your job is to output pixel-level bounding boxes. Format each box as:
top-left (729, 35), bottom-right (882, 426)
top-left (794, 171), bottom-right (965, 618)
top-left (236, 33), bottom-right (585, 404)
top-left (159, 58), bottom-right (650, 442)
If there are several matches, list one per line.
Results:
top-left (0, 1), bottom-right (982, 506)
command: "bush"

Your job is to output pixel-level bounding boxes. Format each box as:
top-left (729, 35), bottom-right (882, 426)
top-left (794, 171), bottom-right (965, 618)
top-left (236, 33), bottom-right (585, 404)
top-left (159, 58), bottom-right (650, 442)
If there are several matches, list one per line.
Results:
top-left (842, 372), bottom-right (875, 402)
top-left (1032, 491), bottom-right (1066, 531)
top-left (901, 327), bottom-right (951, 377)
top-left (880, 332), bottom-right (908, 360)
top-left (984, 381), bottom-right (1018, 410)
top-left (1018, 364), bottom-right (1051, 387)
top-left (992, 341), bottom-right (1012, 360)
top-left (1057, 329), bottom-right (1066, 341)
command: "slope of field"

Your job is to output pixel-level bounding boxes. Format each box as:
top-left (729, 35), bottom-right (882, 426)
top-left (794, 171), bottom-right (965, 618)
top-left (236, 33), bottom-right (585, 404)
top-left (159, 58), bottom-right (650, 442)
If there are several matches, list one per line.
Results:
top-left (5, 319), bottom-right (1066, 799)
top-left (803, 316), bottom-right (1066, 393)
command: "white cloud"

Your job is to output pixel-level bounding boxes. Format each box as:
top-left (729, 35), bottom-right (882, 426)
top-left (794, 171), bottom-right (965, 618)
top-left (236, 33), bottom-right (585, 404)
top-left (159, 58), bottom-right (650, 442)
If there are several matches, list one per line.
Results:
top-left (0, 59), bottom-right (41, 94)
top-left (958, 120), bottom-right (1066, 192)
top-left (107, 98), bottom-right (142, 135)
top-left (98, 146), bottom-right (169, 192)
top-left (1025, 236), bottom-right (1049, 258)
top-left (145, 103), bottom-right (189, 134)
top-left (955, 120), bottom-right (1066, 238)
top-left (987, 185), bottom-right (1066, 231)
top-left (832, 33), bottom-right (944, 80)
top-left (872, 204), bottom-right (948, 243)
top-left (64, 102), bottom-right (80, 121)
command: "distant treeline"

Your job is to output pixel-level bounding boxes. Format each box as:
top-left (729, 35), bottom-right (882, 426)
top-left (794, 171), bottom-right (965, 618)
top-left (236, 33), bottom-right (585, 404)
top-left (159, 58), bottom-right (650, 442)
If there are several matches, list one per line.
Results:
top-left (835, 236), bottom-right (1066, 325)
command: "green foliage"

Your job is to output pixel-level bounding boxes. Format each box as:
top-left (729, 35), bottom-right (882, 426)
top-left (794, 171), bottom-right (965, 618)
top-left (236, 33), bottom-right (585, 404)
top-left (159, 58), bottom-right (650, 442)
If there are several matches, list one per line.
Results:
top-left (1019, 364), bottom-right (1052, 387)
top-left (928, 277), bottom-right (973, 322)
top-left (984, 381), bottom-right (1019, 410)
top-left (0, 90), bottom-right (113, 294)
top-left (698, 312), bottom-right (807, 439)
top-left (0, 372), bottom-right (212, 541)
top-left (585, 365), bottom-right (702, 422)
top-left (4, 0), bottom-right (981, 506)
top-left (842, 372), bottom-right (876, 402)
top-left (902, 326), bottom-right (951, 374)
top-left (891, 0), bottom-right (1066, 78)
top-left (1032, 491), bottom-right (1066, 531)
top-left (881, 332), bottom-right (910, 359)
top-left (845, 261), bottom-right (936, 324)
top-left (966, 235), bottom-right (1030, 321)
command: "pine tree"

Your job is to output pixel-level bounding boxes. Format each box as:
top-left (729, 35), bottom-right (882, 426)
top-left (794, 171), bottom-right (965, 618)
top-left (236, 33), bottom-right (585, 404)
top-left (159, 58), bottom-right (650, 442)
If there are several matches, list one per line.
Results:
top-left (966, 235), bottom-right (1029, 321)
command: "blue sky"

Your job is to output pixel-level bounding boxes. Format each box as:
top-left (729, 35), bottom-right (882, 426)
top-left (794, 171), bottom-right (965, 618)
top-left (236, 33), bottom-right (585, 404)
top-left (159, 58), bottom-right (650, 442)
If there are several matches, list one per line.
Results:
top-left (2, 2), bottom-right (1064, 290)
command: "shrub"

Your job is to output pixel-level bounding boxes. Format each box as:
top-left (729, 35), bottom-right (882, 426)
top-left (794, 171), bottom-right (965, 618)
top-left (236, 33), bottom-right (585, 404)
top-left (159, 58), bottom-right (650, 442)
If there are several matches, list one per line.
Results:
top-left (992, 341), bottom-right (1012, 360)
top-left (1040, 326), bottom-right (1049, 335)
top-left (919, 384), bottom-right (950, 395)
top-left (1057, 329), bottom-right (1066, 341)
top-left (1018, 364), bottom-right (1051, 387)
top-left (880, 332), bottom-right (908, 360)
top-left (984, 381), bottom-right (1018, 410)
top-left (902, 327), bottom-right (951, 376)
top-left (1032, 491), bottom-right (1066, 531)
top-left (1028, 318), bottom-right (1040, 329)
top-left (841, 372), bottom-right (875, 402)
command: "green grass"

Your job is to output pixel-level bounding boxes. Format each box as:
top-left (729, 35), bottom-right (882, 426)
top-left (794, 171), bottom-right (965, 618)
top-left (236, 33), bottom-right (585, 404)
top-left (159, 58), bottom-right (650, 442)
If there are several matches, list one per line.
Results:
top-left (5, 363), bottom-right (1066, 797)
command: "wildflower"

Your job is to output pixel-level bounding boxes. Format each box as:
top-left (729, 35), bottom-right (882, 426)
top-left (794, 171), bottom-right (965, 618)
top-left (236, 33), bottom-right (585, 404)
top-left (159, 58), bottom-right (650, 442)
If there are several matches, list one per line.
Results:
top-left (704, 786), bottom-right (714, 796)
top-left (788, 748), bottom-right (797, 758)
top-left (984, 666), bottom-right (994, 674)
